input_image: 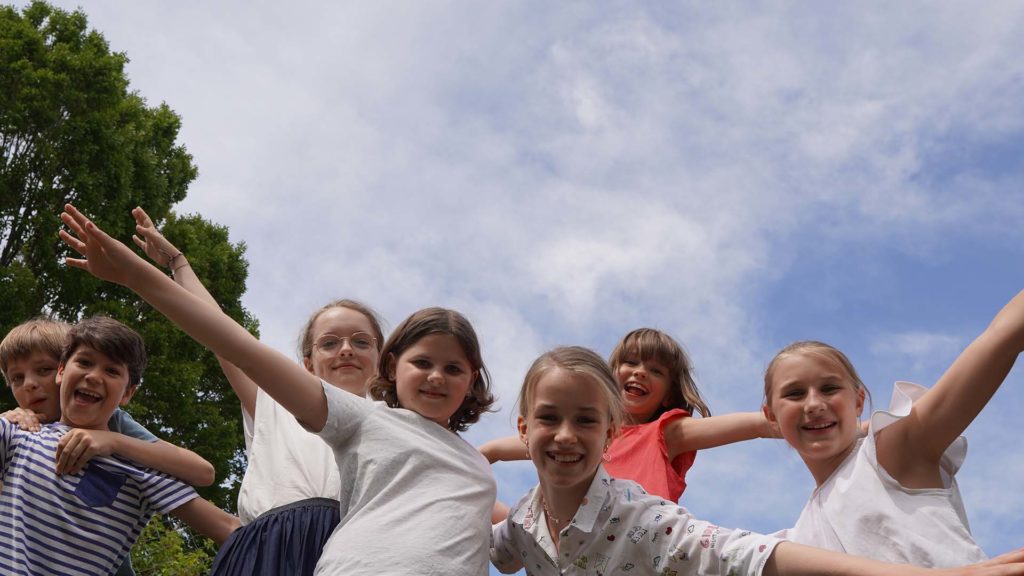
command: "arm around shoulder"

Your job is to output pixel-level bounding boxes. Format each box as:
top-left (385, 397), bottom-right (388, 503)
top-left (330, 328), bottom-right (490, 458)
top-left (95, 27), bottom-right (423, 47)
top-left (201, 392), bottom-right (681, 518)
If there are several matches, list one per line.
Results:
top-left (662, 411), bottom-right (776, 460)
top-left (479, 435), bottom-right (528, 464)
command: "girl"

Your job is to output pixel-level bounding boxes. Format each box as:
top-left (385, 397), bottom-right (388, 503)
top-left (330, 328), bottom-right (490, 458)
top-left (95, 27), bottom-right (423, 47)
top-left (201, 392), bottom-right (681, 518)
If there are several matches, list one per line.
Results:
top-left (762, 288), bottom-right (1024, 566)
top-left (482, 328), bottom-right (774, 502)
top-left (127, 207), bottom-right (386, 575)
top-left (493, 345), bottom-right (1024, 575)
top-left (60, 205), bottom-right (498, 575)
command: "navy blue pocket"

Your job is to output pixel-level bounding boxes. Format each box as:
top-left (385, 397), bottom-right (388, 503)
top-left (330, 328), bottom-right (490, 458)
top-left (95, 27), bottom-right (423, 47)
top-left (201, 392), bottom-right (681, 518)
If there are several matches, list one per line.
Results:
top-left (74, 465), bottom-right (127, 508)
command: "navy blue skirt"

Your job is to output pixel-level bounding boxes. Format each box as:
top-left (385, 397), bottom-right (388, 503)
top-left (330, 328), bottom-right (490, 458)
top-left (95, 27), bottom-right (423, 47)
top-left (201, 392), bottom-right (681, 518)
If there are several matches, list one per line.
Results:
top-left (210, 498), bottom-right (341, 576)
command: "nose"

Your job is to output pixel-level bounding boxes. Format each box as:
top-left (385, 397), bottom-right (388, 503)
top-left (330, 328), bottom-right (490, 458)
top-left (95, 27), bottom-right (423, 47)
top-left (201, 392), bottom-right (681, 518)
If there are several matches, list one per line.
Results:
top-left (804, 389), bottom-right (826, 413)
top-left (427, 368), bottom-right (444, 384)
top-left (337, 338), bottom-right (355, 356)
top-left (632, 364), bottom-right (646, 379)
top-left (553, 420), bottom-right (577, 445)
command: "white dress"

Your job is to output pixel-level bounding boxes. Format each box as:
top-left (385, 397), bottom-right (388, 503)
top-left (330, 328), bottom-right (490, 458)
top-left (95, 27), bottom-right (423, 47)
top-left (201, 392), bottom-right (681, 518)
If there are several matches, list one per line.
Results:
top-left (782, 381), bottom-right (987, 567)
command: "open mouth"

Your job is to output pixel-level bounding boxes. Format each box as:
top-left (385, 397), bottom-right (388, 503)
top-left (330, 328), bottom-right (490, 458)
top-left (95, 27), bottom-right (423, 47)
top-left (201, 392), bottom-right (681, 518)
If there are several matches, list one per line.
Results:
top-left (420, 389), bottom-right (447, 400)
top-left (547, 452), bottom-right (583, 464)
top-left (73, 388), bottom-right (103, 405)
top-left (802, 421), bottom-right (836, 432)
top-left (623, 382), bottom-right (648, 397)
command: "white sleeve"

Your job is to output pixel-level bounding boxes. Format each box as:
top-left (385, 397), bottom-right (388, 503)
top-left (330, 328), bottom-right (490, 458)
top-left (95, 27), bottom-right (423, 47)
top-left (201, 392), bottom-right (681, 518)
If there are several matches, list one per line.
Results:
top-left (316, 380), bottom-right (372, 447)
top-left (490, 518), bottom-right (524, 574)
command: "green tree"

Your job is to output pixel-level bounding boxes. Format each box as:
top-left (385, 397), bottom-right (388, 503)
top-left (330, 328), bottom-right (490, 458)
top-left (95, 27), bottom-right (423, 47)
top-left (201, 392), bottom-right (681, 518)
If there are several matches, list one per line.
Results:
top-left (1, 0), bottom-right (251, 564)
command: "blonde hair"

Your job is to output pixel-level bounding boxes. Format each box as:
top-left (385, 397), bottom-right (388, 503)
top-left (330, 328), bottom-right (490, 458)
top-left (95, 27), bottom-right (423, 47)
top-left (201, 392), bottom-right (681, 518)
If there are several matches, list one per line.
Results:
top-left (369, 307), bottom-right (493, 433)
top-left (1, 317), bottom-right (71, 381)
top-left (608, 328), bottom-right (711, 419)
top-left (763, 340), bottom-right (871, 407)
top-left (518, 346), bottom-right (625, 435)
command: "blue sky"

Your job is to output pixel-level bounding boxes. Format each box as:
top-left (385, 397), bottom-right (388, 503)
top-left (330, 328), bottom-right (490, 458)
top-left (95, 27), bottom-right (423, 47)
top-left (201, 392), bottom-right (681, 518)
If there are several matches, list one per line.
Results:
top-left (33, 0), bottom-right (1024, 564)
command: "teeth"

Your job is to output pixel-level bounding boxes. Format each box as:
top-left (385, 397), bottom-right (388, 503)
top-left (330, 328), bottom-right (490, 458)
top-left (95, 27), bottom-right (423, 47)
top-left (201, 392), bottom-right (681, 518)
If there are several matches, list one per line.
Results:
top-left (549, 453), bottom-right (582, 463)
top-left (804, 422), bottom-right (833, 430)
top-left (624, 384), bottom-right (647, 395)
top-left (76, 389), bottom-right (102, 400)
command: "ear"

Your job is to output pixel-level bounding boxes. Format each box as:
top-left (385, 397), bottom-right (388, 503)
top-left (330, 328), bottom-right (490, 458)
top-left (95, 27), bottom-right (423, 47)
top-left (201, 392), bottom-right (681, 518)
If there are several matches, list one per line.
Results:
top-left (56, 363), bottom-right (65, 386)
top-left (302, 356), bottom-right (314, 374)
top-left (762, 402), bottom-right (777, 426)
top-left (386, 352), bottom-right (397, 380)
top-left (120, 383), bottom-right (138, 406)
top-left (517, 415), bottom-right (529, 447)
top-left (855, 387), bottom-right (865, 417)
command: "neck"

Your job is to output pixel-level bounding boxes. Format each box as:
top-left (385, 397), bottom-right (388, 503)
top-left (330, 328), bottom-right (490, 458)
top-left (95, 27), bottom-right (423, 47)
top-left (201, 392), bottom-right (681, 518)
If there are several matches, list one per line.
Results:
top-left (538, 473), bottom-right (595, 531)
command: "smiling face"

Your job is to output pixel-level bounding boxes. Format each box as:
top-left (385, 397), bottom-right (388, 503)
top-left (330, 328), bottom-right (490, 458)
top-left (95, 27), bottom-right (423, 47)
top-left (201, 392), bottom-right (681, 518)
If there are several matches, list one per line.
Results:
top-left (615, 356), bottom-right (672, 424)
top-left (518, 367), bottom-right (614, 501)
top-left (392, 333), bottom-right (474, 428)
top-left (303, 306), bottom-right (381, 395)
top-left (58, 345), bottom-right (136, 430)
top-left (763, 351), bottom-right (864, 484)
top-left (5, 350), bottom-right (62, 423)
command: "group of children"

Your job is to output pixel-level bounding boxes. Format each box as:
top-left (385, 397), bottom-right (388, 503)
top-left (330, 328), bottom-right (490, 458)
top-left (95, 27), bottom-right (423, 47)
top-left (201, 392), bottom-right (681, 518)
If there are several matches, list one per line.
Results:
top-left (0, 202), bottom-right (1020, 575)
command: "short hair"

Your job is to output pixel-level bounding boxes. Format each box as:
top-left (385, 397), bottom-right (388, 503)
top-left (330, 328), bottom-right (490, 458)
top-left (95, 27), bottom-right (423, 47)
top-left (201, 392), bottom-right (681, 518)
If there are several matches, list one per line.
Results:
top-left (763, 340), bottom-right (871, 407)
top-left (61, 316), bottom-right (147, 388)
top-left (369, 307), bottom-right (493, 432)
top-left (608, 328), bottom-right (711, 418)
top-left (298, 299), bottom-right (386, 359)
top-left (518, 346), bottom-right (625, 435)
top-left (1, 317), bottom-right (71, 381)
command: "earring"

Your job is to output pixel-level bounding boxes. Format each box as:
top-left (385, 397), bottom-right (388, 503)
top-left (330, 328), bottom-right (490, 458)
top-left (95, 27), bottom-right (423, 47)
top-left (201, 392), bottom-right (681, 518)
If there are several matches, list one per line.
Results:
top-left (602, 439), bottom-right (611, 461)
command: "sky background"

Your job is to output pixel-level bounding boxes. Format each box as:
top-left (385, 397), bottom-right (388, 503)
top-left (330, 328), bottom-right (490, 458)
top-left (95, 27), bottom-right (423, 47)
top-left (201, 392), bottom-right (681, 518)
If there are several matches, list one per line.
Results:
top-left (32, 0), bottom-right (1024, 566)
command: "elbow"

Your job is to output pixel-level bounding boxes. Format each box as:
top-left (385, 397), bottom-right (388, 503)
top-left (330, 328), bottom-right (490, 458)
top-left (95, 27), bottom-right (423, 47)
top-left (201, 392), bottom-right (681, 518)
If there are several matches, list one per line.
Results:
top-left (187, 460), bottom-right (216, 487)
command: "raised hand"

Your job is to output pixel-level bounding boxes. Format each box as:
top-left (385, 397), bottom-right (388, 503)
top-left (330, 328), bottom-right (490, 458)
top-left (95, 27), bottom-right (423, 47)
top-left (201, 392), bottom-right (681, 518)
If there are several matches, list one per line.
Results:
top-left (131, 206), bottom-right (181, 270)
top-left (60, 204), bottom-right (148, 287)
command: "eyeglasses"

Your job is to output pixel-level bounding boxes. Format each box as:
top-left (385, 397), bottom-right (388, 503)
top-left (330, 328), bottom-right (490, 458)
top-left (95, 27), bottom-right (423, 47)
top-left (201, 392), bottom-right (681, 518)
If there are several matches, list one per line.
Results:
top-left (313, 332), bottom-right (377, 354)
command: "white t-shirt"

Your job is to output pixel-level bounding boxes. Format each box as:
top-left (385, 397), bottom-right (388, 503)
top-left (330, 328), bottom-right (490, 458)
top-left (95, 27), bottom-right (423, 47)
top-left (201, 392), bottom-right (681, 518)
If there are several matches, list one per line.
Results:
top-left (237, 387), bottom-right (340, 524)
top-left (781, 381), bottom-right (987, 567)
top-left (314, 381), bottom-right (496, 575)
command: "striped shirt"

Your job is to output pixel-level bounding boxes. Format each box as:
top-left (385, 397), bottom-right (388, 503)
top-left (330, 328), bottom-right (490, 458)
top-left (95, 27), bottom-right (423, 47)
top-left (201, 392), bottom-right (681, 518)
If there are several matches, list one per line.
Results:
top-left (0, 420), bottom-right (197, 575)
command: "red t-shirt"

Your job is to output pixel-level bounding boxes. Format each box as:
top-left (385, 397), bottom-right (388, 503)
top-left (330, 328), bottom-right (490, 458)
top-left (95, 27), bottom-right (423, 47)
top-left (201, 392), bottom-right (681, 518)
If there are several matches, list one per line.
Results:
top-left (603, 408), bottom-right (696, 502)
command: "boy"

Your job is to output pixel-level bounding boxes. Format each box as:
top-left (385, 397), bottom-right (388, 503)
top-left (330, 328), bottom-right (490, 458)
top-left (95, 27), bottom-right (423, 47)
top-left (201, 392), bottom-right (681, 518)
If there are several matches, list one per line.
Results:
top-left (0, 316), bottom-right (238, 575)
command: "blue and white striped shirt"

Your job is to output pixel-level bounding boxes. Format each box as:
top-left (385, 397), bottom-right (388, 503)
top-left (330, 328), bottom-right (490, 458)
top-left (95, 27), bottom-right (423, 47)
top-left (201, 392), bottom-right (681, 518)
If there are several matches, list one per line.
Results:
top-left (0, 420), bottom-right (197, 575)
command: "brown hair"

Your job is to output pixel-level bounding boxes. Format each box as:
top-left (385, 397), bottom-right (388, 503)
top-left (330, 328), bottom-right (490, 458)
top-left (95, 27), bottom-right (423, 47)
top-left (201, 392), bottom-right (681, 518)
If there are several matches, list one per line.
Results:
top-left (369, 307), bottom-right (493, 432)
top-left (608, 328), bottom-right (711, 419)
top-left (763, 340), bottom-right (871, 407)
top-left (62, 316), bottom-right (147, 388)
top-left (298, 299), bottom-right (386, 359)
top-left (518, 346), bottom-right (625, 435)
top-left (1, 317), bottom-right (71, 381)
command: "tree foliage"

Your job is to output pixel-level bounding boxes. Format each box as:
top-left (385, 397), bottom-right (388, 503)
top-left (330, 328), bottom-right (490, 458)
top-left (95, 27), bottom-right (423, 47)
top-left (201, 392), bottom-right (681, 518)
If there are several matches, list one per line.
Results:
top-left (1, 0), bottom-right (252, 563)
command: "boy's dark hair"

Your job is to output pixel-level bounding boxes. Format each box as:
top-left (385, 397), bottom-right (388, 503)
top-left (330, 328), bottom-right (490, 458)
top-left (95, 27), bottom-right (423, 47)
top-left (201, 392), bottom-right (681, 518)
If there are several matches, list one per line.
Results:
top-left (0, 317), bottom-right (70, 380)
top-left (369, 307), bottom-right (494, 432)
top-left (61, 316), bottom-right (147, 387)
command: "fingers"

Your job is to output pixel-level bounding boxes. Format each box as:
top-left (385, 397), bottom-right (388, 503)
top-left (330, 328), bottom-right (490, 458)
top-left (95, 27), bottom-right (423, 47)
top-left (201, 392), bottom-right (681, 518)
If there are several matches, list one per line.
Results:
top-left (133, 206), bottom-right (154, 227)
top-left (55, 430), bottom-right (97, 475)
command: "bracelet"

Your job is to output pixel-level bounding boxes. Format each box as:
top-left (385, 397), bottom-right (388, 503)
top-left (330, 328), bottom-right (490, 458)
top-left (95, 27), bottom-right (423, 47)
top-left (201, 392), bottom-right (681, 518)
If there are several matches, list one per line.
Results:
top-left (158, 248), bottom-right (188, 278)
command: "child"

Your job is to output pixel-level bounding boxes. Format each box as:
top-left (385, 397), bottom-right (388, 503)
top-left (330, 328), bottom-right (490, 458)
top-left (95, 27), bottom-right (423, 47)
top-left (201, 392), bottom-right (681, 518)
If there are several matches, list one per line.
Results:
top-left (129, 207), bottom-right (386, 575)
top-left (482, 328), bottom-right (774, 502)
top-left (1, 317), bottom-right (216, 483)
top-left (0, 316), bottom-right (238, 575)
top-left (492, 345), bottom-right (1024, 575)
top-left (762, 288), bottom-right (1024, 566)
top-left (60, 204), bottom-right (498, 575)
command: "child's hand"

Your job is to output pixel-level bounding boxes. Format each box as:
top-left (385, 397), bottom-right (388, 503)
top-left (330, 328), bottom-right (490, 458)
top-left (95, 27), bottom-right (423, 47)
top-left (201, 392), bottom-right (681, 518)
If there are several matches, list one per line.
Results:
top-left (55, 428), bottom-right (117, 475)
top-left (2, 408), bottom-right (42, 432)
top-left (131, 207), bottom-right (181, 270)
top-left (60, 204), bottom-right (145, 287)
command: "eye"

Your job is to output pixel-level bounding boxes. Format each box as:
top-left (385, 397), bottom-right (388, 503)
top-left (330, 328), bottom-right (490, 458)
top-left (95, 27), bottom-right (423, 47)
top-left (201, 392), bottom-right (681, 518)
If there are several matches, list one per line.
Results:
top-left (106, 367), bottom-right (123, 377)
top-left (650, 368), bottom-right (665, 377)
top-left (76, 358), bottom-right (92, 368)
top-left (621, 359), bottom-right (638, 367)
top-left (412, 359), bottom-right (431, 369)
top-left (351, 335), bottom-right (374, 350)
top-left (783, 389), bottom-right (805, 399)
top-left (316, 337), bottom-right (340, 352)
top-left (577, 416), bottom-right (597, 425)
top-left (38, 367), bottom-right (54, 376)
top-left (444, 364), bottom-right (465, 376)
top-left (537, 414), bottom-right (558, 423)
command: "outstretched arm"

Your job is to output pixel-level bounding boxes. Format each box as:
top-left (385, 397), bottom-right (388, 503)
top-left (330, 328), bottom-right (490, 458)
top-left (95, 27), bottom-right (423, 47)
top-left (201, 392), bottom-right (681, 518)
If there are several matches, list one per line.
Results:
top-left (170, 498), bottom-right (241, 546)
top-left (131, 207), bottom-right (258, 418)
top-left (765, 542), bottom-right (1024, 576)
top-left (59, 204), bottom-right (328, 431)
top-left (56, 428), bottom-right (215, 486)
top-left (878, 289), bottom-right (1024, 484)
top-left (479, 435), bottom-right (529, 464)
top-left (662, 411), bottom-right (778, 460)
